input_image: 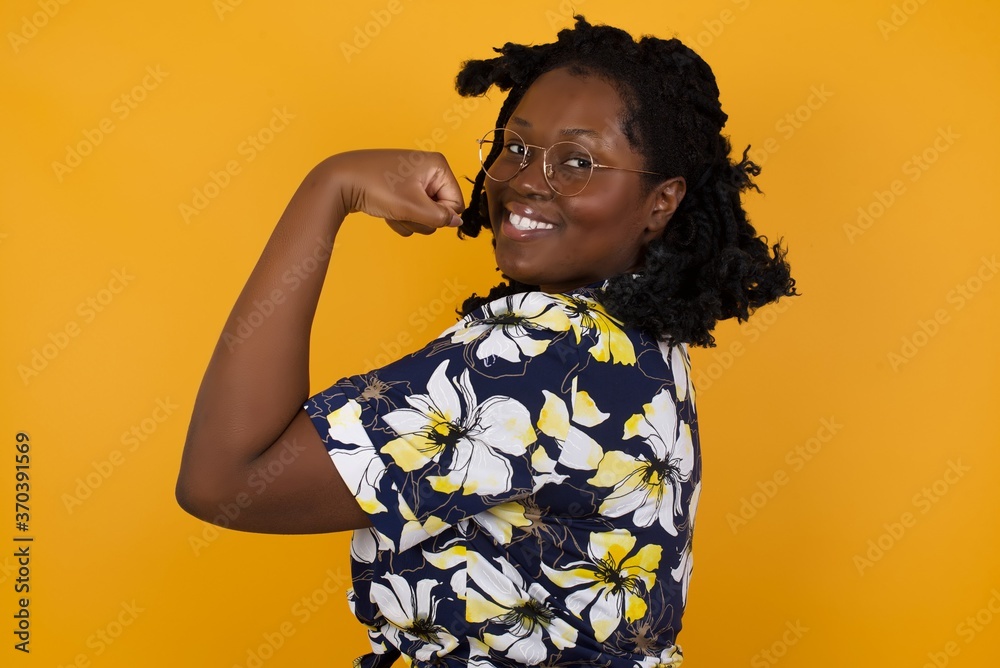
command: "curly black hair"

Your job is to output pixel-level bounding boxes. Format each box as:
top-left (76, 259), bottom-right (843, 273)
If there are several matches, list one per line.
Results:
top-left (451, 15), bottom-right (799, 348)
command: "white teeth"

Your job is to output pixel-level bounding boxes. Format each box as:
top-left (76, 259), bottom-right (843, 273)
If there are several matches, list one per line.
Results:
top-left (509, 211), bottom-right (554, 231)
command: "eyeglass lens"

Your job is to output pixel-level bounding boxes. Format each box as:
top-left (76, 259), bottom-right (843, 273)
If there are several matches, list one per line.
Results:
top-left (478, 128), bottom-right (594, 196)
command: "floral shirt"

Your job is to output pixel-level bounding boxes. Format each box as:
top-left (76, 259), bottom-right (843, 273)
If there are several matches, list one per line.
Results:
top-left (303, 280), bottom-right (701, 667)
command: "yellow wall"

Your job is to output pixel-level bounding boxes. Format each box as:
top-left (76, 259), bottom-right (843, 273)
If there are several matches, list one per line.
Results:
top-left (2, 0), bottom-right (998, 665)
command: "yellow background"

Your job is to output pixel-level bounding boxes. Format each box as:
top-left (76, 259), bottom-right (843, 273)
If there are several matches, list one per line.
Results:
top-left (2, 0), bottom-right (998, 665)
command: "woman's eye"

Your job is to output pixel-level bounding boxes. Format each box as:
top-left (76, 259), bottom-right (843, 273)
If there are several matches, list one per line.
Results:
top-left (564, 157), bottom-right (593, 170)
top-left (504, 142), bottom-right (526, 156)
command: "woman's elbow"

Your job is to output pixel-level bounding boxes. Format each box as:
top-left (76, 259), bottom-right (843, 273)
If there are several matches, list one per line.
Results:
top-left (174, 476), bottom-right (209, 522)
top-left (174, 467), bottom-right (230, 525)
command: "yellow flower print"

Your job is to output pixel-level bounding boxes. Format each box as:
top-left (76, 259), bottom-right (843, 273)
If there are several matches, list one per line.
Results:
top-left (537, 375), bottom-right (609, 472)
top-left (323, 399), bottom-right (388, 516)
top-left (589, 389), bottom-right (694, 535)
top-left (380, 359), bottom-right (536, 496)
top-left (540, 529), bottom-right (661, 643)
top-left (442, 292), bottom-right (573, 364)
top-left (467, 551), bottom-right (579, 664)
top-left (368, 574), bottom-right (459, 662)
top-left (552, 293), bottom-right (636, 365)
top-left (635, 644), bottom-right (685, 667)
top-left (472, 500), bottom-right (532, 545)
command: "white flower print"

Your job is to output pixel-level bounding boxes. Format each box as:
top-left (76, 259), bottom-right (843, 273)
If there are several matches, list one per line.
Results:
top-left (541, 529), bottom-right (661, 643)
top-left (468, 552), bottom-right (578, 664)
top-left (380, 359), bottom-right (537, 496)
top-left (368, 574), bottom-right (459, 662)
top-left (670, 480), bottom-right (700, 605)
top-left (396, 494), bottom-right (450, 553)
top-left (322, 399), bottom-right (388, 516)
top-left (347, 588), bottom-right (390, 657)
top-left (536, 376), bottom-right (609, 472)
top-left (442, 292), bottom-right (573, 364)
top-left (350, 526), bottom-right (394, 564)
top-left (467, 637), bottom-right (497, 667)
top-left (472, 500), bottom-right (532, 545)
top-left (528, 444), bottom-right (568, 492)
top-left (671, 536), bottom-right (693, 608)
top-left (635, 644), bottom-right (685, 667)
top-left (553, 293), bottom-right (637, 365)
top-left (421, 532), bottom-right (468, 600)
top-left (588, 389), bottom-right (694, 535)
top-left (657, 341), bottom-right (694, 405)
top-left (689, 479), bottom-right (701, 528)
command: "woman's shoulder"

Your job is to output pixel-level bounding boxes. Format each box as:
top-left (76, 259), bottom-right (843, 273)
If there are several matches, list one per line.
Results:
top-left (437, 277), bottom-right (681, 375)
top-left (453, 279), bottom-right (617, 327)
top-left (443, 279), bottom-right (631, 345)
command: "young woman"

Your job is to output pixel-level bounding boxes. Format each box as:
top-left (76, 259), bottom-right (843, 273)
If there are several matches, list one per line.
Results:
top-left (176, 16), bottom-right (798, 667)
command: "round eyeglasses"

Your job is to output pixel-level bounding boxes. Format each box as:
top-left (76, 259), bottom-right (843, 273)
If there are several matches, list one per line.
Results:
top-left (476, 127), bottom-right (665, 197)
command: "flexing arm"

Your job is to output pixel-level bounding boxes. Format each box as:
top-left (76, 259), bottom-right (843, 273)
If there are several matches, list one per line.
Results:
top-left (175, 150), bottom-right (465, 534)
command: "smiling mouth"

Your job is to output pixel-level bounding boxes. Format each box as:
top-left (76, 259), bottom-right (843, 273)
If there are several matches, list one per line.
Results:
top-left (508, 211), bottom-right (555, 231)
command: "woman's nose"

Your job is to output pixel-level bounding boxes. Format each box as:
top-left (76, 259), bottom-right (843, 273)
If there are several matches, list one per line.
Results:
top-left (509, 150), bottom-right (554, 198)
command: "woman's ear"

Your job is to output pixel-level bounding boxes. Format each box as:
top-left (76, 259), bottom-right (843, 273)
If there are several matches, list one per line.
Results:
top-left (645, 176), bottom-right (686, 241)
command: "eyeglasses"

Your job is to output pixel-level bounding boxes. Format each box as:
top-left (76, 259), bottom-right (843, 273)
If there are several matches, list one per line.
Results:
top-left (476, 127), bottom-right (665, 197)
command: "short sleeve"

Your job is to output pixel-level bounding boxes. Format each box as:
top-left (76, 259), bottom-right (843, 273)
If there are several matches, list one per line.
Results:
top-left (303, 290), bottom-right (591, 554)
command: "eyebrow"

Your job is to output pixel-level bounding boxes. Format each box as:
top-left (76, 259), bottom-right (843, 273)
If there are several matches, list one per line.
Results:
top-left (509, 116), bottom-right (614, 150)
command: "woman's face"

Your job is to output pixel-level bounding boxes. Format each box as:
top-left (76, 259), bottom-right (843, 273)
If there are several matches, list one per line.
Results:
top-left (483, 66), bottom-right (684, 294)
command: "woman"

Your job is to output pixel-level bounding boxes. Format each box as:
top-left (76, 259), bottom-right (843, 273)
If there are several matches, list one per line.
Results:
top-left (176, 15), bottom-right (798, 667)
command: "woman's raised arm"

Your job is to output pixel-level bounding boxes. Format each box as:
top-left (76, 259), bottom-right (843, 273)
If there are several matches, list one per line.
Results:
top-left (175, 150), bottom-right (466, 534)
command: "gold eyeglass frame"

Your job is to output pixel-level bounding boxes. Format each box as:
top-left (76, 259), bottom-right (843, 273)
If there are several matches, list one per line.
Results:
top-left (476, 127), bottom-right (666, 196)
